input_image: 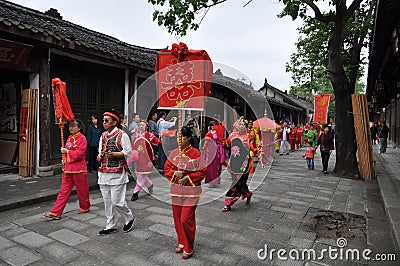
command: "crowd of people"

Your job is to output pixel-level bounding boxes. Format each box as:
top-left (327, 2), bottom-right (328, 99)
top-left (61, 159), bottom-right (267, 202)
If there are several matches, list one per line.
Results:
top-left (370, 120), bottom-right (390, 153)
top-left (43, 110), bottom-right (344, 259)
top-left (274, 121), bottom-right (335, 174)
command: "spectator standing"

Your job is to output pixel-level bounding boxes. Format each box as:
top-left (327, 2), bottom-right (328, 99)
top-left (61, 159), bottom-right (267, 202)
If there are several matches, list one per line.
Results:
top-left (370, 123), bottom-right (377, 145)
top-left (86, 114), bottom-right (102, 172)
top-left (317, 125), bottom-right (334, 174)
top-left (157, 111), bottom-right (177, 171)
top-left (129, 113), bottom-right (140, 133)
top-left (379, 121), bottom-right (390, 153)
top-left (279, 123), bottom-right (290, 155)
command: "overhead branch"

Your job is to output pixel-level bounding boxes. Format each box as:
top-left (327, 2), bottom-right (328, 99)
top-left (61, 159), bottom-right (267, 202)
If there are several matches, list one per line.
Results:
top-left (200, 0), bottom-right (228, 10)
top-left (345, 0), bottom-right (364, 21)
top-left (303, 0), bottom-right (335, 23)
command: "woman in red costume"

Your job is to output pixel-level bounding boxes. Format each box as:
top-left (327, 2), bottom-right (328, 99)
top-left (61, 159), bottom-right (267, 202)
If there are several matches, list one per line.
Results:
top-left (222, 117), bottom-right (257, 212)
top-left (44, 119), bottom-right (90, 219)
top-left (129, 120), bottom-right (159, 201)
top-left (164, 126), bottom-right (207, 259)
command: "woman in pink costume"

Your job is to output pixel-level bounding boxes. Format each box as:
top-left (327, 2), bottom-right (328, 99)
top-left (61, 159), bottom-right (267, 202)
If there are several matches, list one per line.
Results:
top-left (129, 120), bottom-right (159, 201)
top-left (203, 121), bottom-right (225, 187)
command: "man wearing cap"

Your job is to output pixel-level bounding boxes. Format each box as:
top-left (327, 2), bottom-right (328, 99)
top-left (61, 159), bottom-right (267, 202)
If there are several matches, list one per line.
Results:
top-left (97, 109), bottom-right (135, 236)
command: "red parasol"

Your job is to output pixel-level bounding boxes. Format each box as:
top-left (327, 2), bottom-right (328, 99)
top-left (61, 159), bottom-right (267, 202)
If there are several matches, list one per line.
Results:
top-left (253, 117), bottom-right (277, 132)
top-left (52, 78), bottom-right (74, 162)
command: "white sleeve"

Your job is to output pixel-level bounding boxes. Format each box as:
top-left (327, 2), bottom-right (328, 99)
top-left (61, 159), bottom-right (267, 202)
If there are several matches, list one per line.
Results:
top-left (121, 133), bottom-right (132, 158)
top-left (98, 135), bottom-right (103, 154)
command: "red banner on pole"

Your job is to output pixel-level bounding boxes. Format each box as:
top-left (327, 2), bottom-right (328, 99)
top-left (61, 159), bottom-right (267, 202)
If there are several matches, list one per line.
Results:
top-left (155, 42), bottom-right (213, 110)
top-left (313, 94), bottom-right (331, 124)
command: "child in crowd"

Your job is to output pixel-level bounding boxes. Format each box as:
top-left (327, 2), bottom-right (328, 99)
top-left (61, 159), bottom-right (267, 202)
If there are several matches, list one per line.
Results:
top-left (44, 119), bottom-right (90, 220)
top-left (303, 141), bottom-right (316, 170)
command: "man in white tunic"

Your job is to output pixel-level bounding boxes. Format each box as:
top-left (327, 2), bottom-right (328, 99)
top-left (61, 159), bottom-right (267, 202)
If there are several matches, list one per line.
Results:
top-left (97, 110), bottom-right (135, 235)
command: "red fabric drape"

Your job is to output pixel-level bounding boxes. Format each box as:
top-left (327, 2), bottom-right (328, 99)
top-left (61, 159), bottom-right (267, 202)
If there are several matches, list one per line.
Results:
top-left (52, 78), bottom-right (74, 124)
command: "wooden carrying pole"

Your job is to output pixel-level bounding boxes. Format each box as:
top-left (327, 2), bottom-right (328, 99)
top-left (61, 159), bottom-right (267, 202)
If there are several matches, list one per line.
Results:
top-left (351, 94), bottom-right (376, 179)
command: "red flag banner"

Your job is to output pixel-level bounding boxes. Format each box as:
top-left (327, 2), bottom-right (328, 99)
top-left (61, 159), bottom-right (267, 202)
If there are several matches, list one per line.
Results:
top-left (313, 94), bottom-right (332, 124)
top-left (155, 42), bottom-right (213, 110)
top-left (51, 78), bottom-right (74, 124)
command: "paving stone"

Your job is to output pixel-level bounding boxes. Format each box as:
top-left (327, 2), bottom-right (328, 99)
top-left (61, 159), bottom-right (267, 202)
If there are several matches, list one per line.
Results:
top-left (222, 243), bottom-right (260, 260)
top-left (57, 217), bottom-right (92, 232)
top-left (151, 250), bottom-right (203, 266)
top-left (145, 206), bottom-right (172, 215)
top-left (288, 237), bottom-right (314, 249)
top-left (85, 217), bottom-right (106, 228)
top-left (108, 251), bottom-right (152, 265)
top-left (144, 214), bottom-right (173, 225)
top-left (65, 256), bottom-right (112, 266)
top-left (123, 228), bottom-right (156, 241)
top-left (0, 235), bottom-right (15, 250)
top-left (0, 246), bottom-right (41, 266)
top-left (0, 223), bottom-right (29, 238)
top-left (70, 212), bottom-right (97, 221)
top-left (13, 213), bottom-right (48, 226)
top-left (27, 257), bottom-right (63, 266)
top-left (270, 206), bottom-right (303, 215)
top-left (147, 223), bottom-right (176, 238)
top-left (48, 229), bottom-right (90, 246)
top-left (76, 239), bottom-right (120, 259)
top-left (38, 242), bottom-right (83, 264)
top-left (12, 231), bottom-right (54, 248)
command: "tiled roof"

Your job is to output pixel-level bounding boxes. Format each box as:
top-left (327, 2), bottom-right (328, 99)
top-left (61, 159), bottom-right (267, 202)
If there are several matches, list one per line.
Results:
top-left (213, 73), bottom-right (266, 101)
top-left (259, 79), bottom-right (313, 112)
top-left (0, 0), bottom-right (158, 67)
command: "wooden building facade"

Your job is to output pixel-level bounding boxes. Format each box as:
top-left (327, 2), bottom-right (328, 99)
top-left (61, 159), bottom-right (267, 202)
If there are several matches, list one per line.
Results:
top-left (367, 0), bottom-right (400, 147)
top-left (0, 0), bottom-right (157, 175)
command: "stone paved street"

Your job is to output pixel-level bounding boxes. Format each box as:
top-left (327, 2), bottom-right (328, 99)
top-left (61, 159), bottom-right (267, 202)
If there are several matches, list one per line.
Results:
top-left (0, 146), bottom-right (398, 265)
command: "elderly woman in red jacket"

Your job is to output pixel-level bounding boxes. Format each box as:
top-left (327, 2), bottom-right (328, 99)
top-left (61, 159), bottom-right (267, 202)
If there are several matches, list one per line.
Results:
top-left (164, 126), bottom-right (207, 259)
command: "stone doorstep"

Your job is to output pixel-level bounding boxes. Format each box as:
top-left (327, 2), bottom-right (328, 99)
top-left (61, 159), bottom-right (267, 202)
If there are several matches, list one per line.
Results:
top-left (375, 154), bottom-right (400, 256)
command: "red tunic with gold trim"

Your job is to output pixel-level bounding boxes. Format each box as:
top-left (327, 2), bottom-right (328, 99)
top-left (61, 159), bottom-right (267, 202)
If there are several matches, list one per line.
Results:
top-left (64, 132), bottom-right (87, 173)
top-left (164, 145), bottom-right (207, 198)
top-left (164, 145), bottom-right (207, 256)
top-left (132, 131), bottom-right (159, 174)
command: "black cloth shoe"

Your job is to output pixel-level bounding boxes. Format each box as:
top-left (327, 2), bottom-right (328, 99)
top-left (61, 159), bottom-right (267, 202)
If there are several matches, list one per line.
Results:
top-left (324, 171), bottom-right (328, 174)
top-left (148, 184), bottom-right (154, 195)
top-left (131, 193), bottom-right (139, 201)
top-left (123, 219), bottom-right (135, 233)
top-left (98, 228), bottom-right (117, 236)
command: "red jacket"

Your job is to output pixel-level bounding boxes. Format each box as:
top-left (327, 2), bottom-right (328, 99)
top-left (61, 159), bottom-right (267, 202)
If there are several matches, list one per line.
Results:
top-left (64, 132), bottom-right (87, 173)
top-left (164, 146), bottom-right (207, 197)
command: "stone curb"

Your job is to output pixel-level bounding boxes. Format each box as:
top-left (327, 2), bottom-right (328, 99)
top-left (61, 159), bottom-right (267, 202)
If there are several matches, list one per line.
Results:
top-left (375, 153), bottom-right (400, 256)
top-left (0, 182), bottom-right (100, 212)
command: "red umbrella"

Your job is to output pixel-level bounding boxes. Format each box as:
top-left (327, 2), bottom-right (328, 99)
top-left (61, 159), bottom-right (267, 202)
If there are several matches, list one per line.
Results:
top-left (253, 117), bottom-right (277, 131)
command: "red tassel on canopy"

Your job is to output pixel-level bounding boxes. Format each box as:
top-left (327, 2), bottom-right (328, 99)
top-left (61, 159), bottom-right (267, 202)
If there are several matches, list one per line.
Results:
top-left (52, 78), bottom-right (74, 124)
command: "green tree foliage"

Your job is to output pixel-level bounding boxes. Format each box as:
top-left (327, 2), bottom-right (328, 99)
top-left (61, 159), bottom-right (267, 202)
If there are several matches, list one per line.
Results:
top-left (148, 0), bottom-right (376, 177)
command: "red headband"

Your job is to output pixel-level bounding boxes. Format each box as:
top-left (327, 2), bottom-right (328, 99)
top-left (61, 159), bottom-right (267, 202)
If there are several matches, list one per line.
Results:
top-left (103, 112), bottom-right (120, 122)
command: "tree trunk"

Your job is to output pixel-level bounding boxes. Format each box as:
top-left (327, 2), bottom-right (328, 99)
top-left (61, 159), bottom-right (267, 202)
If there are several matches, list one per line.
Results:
top-left (329, 11), bottom-right (359, 177)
